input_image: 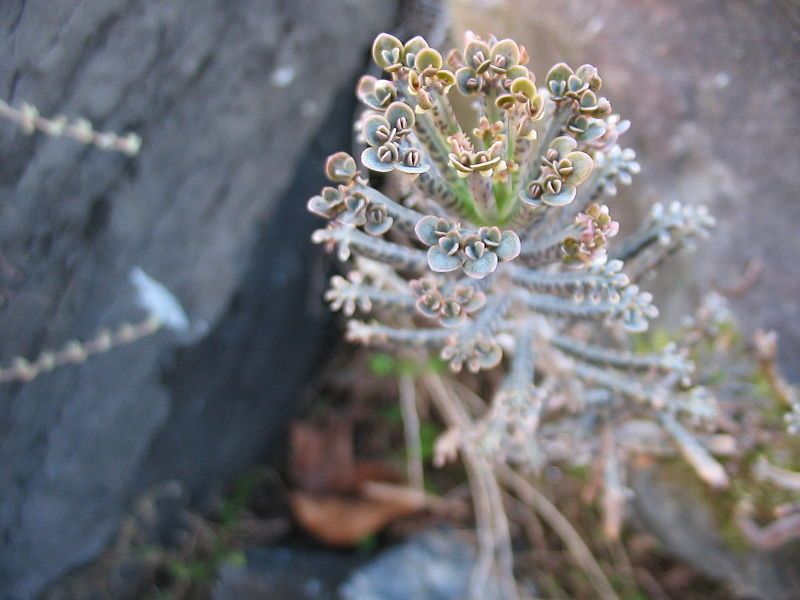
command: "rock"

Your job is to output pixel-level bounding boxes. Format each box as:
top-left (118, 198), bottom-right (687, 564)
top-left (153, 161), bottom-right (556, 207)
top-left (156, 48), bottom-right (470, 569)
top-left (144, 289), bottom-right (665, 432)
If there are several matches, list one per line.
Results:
top-left (215, 529), bottom-right (515, 600)
top-left (213, 546), bottom-right (360, 600)
top-left (0, 1), bottom-right (395, 598)
top-left (451, 0), bottom-right (800, 381)
top-left (340, 529), bottom-right (505, 600)
top-left (630, 463), bottom-right (800, 600)
top-left (42, 481), bottom-right (194, 600)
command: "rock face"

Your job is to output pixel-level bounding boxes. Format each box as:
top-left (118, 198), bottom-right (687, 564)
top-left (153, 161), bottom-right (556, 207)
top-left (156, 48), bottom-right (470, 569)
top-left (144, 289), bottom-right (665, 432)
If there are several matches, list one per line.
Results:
top-left (340, 530), bottom-right (505, 600)
top-left (213, 546), bottom-right (361, 600)
top-left (452, 0), bottom-right (800, 380)
top-left (211, 530), bottom-right (498, 600)
top-left (0, 1), bottom-right (395, 598)
top-left (631, 464), bottom-right (800, 600)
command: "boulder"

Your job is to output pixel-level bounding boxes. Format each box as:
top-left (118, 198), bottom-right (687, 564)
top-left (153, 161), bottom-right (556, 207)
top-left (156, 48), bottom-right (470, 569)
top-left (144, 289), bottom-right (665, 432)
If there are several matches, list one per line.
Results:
top-left (631, 463), bottom-right (800, 600)
top-left (0, 1), bottom-right (395, 597)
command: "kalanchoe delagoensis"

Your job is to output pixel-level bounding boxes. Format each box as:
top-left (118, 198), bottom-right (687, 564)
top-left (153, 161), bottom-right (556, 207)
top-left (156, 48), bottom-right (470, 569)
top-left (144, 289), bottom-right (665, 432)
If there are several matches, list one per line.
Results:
top-left (410, 277), bottom-right (487, 328)
top-left (356, 76), bottom-right (398, 110)
top-left (415, 216), bottom-right (521, 278)
top-left (308, 31), bottom-right (724, 598)
top-left (360, 101), bottom-right (430, 176)
top-left (562, 203), bottom-right (620, 267)
top-left (447, 132), bottom-right (507, 179)
top-left (522, 136), bottom-right (593, 207)
top-left (454, 37), bottom-right (528, 96)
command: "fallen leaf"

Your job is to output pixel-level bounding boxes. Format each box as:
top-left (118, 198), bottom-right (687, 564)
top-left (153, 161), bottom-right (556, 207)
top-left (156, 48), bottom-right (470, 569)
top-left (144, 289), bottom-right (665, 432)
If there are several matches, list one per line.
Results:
top-left (290, 490), bottom-right (421, 546)
top-left (289, 415), bottom-right (426, 546)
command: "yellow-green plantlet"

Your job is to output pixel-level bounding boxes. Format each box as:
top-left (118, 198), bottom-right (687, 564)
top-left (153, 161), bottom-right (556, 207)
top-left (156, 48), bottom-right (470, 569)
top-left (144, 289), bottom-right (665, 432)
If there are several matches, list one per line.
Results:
top-left (308, 31), bottom-right (722, 578)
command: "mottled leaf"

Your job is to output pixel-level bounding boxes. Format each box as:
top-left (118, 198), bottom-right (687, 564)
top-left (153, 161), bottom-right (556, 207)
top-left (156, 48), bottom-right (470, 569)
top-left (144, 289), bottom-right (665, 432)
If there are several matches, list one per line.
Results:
top-left (550, 135), bottom-right (578, 157)
top-left (372, 33), bottom-right (403, 70)
top-left (325, 152), bottom-right (357, 183)
top-left (546, 62), bottom-right (573, 85)
top-left (491, 39), bottom-right (520, 66)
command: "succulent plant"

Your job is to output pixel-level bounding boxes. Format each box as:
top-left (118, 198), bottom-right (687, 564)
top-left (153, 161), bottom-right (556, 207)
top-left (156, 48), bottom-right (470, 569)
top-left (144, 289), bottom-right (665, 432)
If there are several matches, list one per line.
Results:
top-left (309, 30), bottom-right (722, 544)
top-left (0, 98), bottom-right (141, 155)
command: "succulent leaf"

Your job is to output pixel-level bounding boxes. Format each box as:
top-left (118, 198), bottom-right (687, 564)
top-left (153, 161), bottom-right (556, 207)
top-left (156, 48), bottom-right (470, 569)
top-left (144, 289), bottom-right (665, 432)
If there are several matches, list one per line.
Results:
top-left (428, 245), bottom-right (464, 272)
top-left (360, 147), bottom-right (394, 173)
top-left (463, 251), bottom-right (499, 279)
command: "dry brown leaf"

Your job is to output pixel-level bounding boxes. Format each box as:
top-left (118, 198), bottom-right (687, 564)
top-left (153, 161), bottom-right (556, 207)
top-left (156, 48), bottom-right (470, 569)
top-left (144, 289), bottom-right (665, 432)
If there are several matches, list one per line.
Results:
top-left (289, 416), bottom-right (428, 545)
top-left (290, 490), bottom-right (422, 546)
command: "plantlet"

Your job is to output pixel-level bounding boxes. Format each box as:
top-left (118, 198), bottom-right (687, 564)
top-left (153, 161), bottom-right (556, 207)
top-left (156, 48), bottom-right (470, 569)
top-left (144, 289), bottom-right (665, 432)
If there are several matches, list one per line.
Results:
top-left (0, 102), bottom-right (190, 384)
top-left (308, 31), bottom-right (730, 598)
top-left (0, 98), bottom-right (141, 155)
top-left (0, 267), bottom-right (189, 384)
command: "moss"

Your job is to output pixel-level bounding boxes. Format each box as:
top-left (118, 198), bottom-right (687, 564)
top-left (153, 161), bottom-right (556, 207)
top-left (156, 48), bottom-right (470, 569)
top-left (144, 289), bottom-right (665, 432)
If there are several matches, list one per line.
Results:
top-left (565, 463), bottom-right (590, 481)
top-left (653, 458), bottom-right (749, 551)
top-left (166, 548), bottom-right (246, 585)
top-left (632, 327), bottom-right (673, 354)
top-left (418, 421), bottom-right (442, 461)
top-left (654, 442), bottom-right (800, 553)
top-left (367, 351), bottom-right (446, 378)
top-left (220, 468), bottom-right (267, 527)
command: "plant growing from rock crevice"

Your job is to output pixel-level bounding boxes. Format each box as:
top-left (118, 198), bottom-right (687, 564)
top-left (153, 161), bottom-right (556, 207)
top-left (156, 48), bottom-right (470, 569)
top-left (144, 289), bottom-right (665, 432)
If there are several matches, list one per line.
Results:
top-left (307, 31), bottom-right (751, 599)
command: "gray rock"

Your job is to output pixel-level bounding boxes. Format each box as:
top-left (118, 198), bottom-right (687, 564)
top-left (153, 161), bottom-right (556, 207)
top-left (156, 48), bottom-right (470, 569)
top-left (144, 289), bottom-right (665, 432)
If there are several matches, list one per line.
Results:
top-left (42, 481), bottom-right (193, 600)
top-left (452, 0), bottom-right (800, 380)
top-left (213, 546), bottom-right (361, 600)
top-left (340, 529), bottom-right (504, 600)
top-left (0, 1), bottom-right (395, 598)
top-left (631, 464), bottom-right (800, 600)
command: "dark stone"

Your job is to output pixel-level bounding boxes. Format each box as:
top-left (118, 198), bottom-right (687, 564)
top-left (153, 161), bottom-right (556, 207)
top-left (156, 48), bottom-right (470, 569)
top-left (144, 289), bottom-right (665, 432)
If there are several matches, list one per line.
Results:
top-left (213, 530), bottom-right (511, 600)
top-left (0, 1), bottom-right (396, 598)
top-left (213, 545), bottom-right (362, 600)
top-left (41, 481), bottom-right (193, 600)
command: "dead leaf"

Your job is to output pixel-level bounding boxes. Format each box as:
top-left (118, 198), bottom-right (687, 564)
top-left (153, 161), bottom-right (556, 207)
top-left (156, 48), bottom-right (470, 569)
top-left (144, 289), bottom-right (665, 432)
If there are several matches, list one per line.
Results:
top-left (289, 415), bottom-right (428, 546)
top-left (290, 490), bottom-right (421, 546)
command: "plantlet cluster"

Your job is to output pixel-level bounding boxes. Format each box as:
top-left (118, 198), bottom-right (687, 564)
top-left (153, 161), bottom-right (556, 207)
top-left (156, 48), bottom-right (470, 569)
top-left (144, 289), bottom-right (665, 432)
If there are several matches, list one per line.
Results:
top-left (309, 31), bottom-right (725, 514)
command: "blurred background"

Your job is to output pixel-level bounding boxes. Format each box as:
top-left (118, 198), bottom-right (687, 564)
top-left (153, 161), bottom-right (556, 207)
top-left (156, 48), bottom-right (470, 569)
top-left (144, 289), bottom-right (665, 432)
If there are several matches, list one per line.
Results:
top-left (0, 1), bottom-right (798, 599)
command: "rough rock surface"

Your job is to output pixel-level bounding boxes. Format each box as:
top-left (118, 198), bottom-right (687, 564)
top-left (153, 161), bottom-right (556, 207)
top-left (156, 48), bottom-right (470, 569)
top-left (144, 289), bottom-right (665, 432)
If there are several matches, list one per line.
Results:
top-left (631, 464), bottom-right (800, 600)
top-left (212, 530), bottom-right (509, 600)
top-left (0, 1), bottom-right (395, 598)
top-left (213, 546), bottom-right (361, 600)
top-left (339, 530), bottom-right (505, 600)
top-left (452, 0), bottom-right (800, 380)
